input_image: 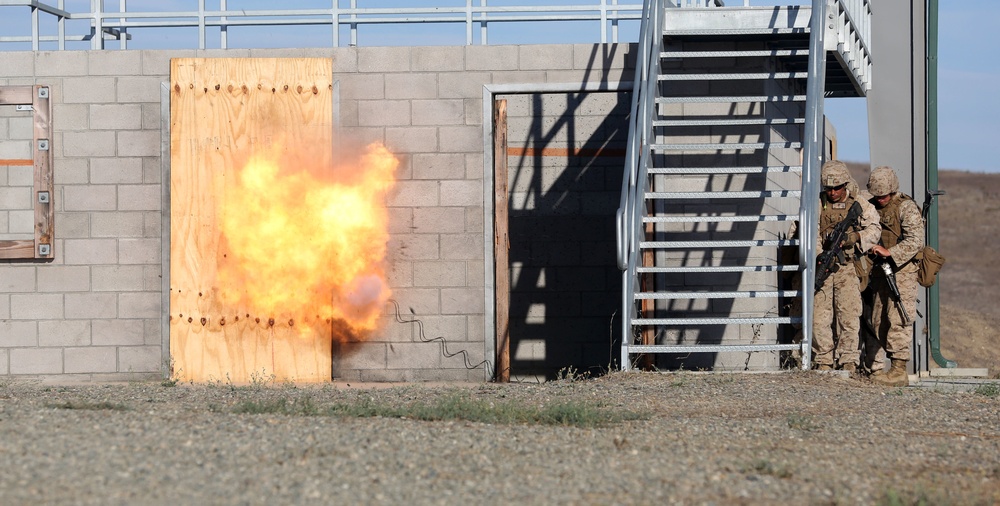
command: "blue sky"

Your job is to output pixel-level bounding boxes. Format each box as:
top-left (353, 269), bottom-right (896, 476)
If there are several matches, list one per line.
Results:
top-left (1, 0), bottom-right (996, 172)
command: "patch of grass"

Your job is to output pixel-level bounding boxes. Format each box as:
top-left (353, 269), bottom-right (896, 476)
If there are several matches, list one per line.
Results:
top-left (232, 390), bottom-right (646, 428)
top-left (741, 458), bottom-right (792, 479)
top-left (48, 401), bottom-right (129, 411)
top-left (161, 377), bottom-right (179, 387)
top-left (973, 383), bottom-right (1000, 398)
top-left (786, 413), bottom-right (818, 431)
top-left (877, 488), bottom-right (942, 506)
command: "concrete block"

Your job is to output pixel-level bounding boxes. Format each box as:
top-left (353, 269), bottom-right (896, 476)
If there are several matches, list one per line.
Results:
top-left (89, 104), bottom-right (143, 131)
top-left (338, 73), bottom-right (385, 100)
top-left (0, 320), bottom-right (37, 347)
top-left (412, 99), bottom-right (465, 126)
top-left (387, 233), bottom-right (439, 261)
top-left (389, 180), bottom-right (439, 207)
top-left (464, 99), bottom-right (483, 128)
top-left (0, 350), bottom-right (6, 375)
top-left (117, 76), bottom-right (163, 103)
top-left (466, 46), bottom-right (518, 71)
top-left (91, 211), bottom-right (144, 238)
top-left (411, 153), bottom-right (466, 181)
top-left (491, 71), bottom-right (546, 85)
top-left (388, 288), bottom-right (441, 316)
top-left (441, 287), bottom-right (484, 314)
top-left (118, 184), bottom-right (161, 211)
top-left (439, 72), bottom-right (491, 99)
top-left (142, 103), bottom-right (161, 131)
top-left (143, 158), bottom-right (162, 185)
top-left (65, 293), bottom-right (117, 319)
top-left (0, 186), bottom-right (31, 210)
top-left (440, 233), bottom-right (483, 261)
top-left (140, 50), bottom-right (196, 76)
top-left (412, 207), bottom-right (465, 234)
top-left (438, 125), bottom-right (482, 152)
top-left (358, 46), bottom-right (411, 73)
top-left (119, 292), bottom-right (161, 319)
top-left (387, 342), bottom-right (441, 369)
top-left (35, 52), bottom-right (87, 77)
top-left (64, 346), bottom-right (118, 374)
top-left (93, 319), bottom-right (145, 346)
top-left (336, 342), bottom-right (386, 370)
top-left (52, 104), bottom-right (90, 131)
top-left (119, 345), bottom-right (162, 373)
top-left (39, 320), bottom-right (92, 347)
top-left (574, 43), bottom-right (631, 70)
top-left (11, 294), bottom-right (63, 319)
top-left (56, 212), bottom-right (91, 239)
top-left (63, 238), bottom-right (118, 265)
top-left (119, 238), bottom-right (161, 264)
top-left (412, 46), bottom-right (465, 72)
top-left (10, 348), bottom-right (63, 375)
top-left (466, 207), bottom-right (484, 233)
top-left (440, 180), bottom-right (483, 207)
top-left (385, 126), bottom-right (438, 154)
top-left (413, 261), bottom-right (468, 287)
top-left (0, 265), bottom-right (35, 291)
top-left (386, 73), bottom-right (438, 100)
top-left (386, 259), bottom-right (413, 288)
top-left (37, 266), bottom-right (90, 292)
top-left (0, 52), bottom-right (33, 77)
top-left (143, 265), bottom-right (162, 291)
top-left (143, 318), bottom-right (161, 346)
top-left (118, 130), bottom-right (161, 157)
top-left (520, 44), bottom-right (574, 71)
top-left (62, 76), bottom-right (116, 103)
top-left (54, 158), bottom-right (90, 185)
top-left (358, 100), bottom-right (411, 127)
top-left (87, 51), bottom-right (141, 76)
top-left (7, 210), bottom-right (30, 235)
top-left (63, 131), bottom-right (117, 158)
top-left (331, 47), bottom-right (359, 73)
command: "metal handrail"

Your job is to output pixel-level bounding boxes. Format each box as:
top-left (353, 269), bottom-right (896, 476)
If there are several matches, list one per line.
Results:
top-left (0, 0), bottom-right (645, 50)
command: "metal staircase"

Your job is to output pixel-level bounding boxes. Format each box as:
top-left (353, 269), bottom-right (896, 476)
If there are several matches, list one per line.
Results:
top-left (617, 0), bottom-right (872, 371)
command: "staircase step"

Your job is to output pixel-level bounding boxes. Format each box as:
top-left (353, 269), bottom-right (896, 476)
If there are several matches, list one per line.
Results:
top-left (637, 265), bottom-right (799, 274)
top-left (640, 240), bottom-right (798, 248)
top-left (635, 290), bottom-right (801, 300)
top-left (646, 190), bottom-right (800, 199)
top-left (632, 317), bottom-right (802, 325)
top-left (656, 95), bottom-right (806, 104)
top-left (647, 166), bottom-right (802, 175)
top-left (663, 28), bottom-right (808, 37)
top-left (661, 49), bottom-right (808, 58)
top-left (643, 215), bottom-right (797, 223)
top-left (650, 142), bottom-right (801, 152)
top-left (659, 72), bottom-right (807, 81)
top-left (653, 118), bottom-right (805, 127)
top-left (624, 343), bottom-right (802, 354)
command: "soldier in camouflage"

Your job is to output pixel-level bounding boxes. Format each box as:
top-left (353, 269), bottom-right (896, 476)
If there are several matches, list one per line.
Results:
top-left (813, 160), bottom-right (881, 372)
top-left (864, 165), bottom-right (924, 387)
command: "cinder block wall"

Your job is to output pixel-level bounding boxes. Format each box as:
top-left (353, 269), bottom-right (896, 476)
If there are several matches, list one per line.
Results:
top-left (0, 44), bottom-right (634, 382)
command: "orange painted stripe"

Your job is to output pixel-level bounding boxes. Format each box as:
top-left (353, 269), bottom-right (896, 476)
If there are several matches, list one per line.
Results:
top-left (507, 146), bottom-right (627, 158)
top-left (0, 159), bottom-right (34, 166)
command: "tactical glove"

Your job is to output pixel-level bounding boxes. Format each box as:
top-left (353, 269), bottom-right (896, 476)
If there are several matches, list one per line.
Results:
top-left (842, 232), bottom-right (859, 249)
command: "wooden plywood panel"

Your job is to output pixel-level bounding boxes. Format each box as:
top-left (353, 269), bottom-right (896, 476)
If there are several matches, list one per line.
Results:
top-left (170, 57), bottom-right (334, 383)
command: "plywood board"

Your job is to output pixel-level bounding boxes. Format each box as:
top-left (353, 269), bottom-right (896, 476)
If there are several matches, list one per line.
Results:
top-left (169, 57), bottom-right (334, 383)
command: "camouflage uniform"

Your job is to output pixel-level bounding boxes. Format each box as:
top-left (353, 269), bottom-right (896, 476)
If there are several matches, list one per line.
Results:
top-left (864, 166), bottom-right (924, 374)
top-left (813, 161), bottom-right (881, 370)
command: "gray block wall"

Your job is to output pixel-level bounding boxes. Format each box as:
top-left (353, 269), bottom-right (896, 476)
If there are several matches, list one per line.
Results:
top-left (0, 44), bottom-right (635, 382)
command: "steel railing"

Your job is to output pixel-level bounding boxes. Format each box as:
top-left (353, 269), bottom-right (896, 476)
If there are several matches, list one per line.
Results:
top-left (0, 0), bottom-right (646, 50)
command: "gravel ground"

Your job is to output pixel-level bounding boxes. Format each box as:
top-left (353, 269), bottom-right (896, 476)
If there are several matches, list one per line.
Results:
top-left (1, 371), bottom-right (998, 505)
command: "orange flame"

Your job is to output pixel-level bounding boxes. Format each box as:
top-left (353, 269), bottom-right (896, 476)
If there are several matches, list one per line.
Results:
top-left (217, 139), bottom-right (397, 339)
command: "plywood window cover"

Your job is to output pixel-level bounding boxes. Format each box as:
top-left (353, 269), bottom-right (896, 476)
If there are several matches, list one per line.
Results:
top-left (0, 85), bottom-right (54, 261)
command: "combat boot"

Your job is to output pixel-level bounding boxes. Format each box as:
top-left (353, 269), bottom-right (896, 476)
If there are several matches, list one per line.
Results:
top-left (872, 359), bottom-right (908, 387)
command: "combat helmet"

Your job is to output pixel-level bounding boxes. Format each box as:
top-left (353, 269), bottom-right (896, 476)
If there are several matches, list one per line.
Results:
top-left (820, 160), bottom-right (851, 189)
top-left (867, 165), bottom-right (899, 197)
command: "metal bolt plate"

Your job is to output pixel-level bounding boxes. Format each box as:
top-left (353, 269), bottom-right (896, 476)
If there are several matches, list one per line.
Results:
top-left (38, 191), bottom-right (50, 204)
top-left (38, 244), bottom-right (51, 256)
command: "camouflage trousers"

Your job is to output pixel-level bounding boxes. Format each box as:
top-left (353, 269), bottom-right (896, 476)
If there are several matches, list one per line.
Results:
top-left (813, 264), bottom-right (862, 368)
top-left (864, 261), bottom-right (918, 371)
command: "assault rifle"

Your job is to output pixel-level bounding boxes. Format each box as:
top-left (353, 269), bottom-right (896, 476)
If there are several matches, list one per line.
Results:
top-left (877, 257), bottom-right (912, 325)
top-left (815, 200), bottom-right (863, 292)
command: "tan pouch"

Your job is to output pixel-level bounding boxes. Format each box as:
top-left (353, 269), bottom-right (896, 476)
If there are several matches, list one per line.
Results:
top-left (917, 245), bottom-right (946, 288)
top-left (854, 255), bottom-right (872, 292)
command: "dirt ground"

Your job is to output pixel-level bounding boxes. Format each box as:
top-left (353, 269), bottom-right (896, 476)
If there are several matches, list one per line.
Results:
top-left (847, 163), bottom-right (1000, 377)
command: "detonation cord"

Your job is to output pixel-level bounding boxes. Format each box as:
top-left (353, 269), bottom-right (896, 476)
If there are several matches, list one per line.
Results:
top-left (388, 299), bottom-right (494, 379)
